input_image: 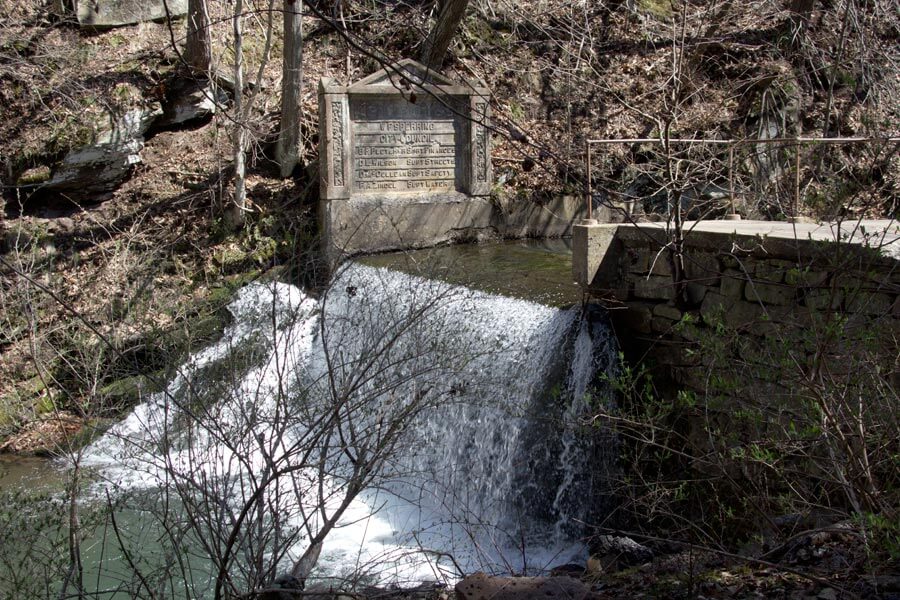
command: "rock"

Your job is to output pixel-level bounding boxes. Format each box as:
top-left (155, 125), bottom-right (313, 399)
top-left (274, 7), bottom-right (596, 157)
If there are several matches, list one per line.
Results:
top-left (455, 573), bottom-right (594, 600)
top-left (720, 269), bottom-right (746, 298)
top-left (685, 282), bottom-right (708, 305)
top-left (156, 78), bottom-right (229, 128)
top-left (3, 224), bottom-right (32, 252)
top-left (548, 563), bottom-right (586, 578)
top-left (16, 165), bottom-right (52, 186)
top-left (589, 535), bottom-right (654, 571)
top-left (256, 574), bottom-right (301, 600)
top-left (620, 303), bottom-right (653, 334)
top-left (744, 280), bottom-right (794, 306)
top-left (633, 275), bottom-right (675, 300)
top-left (54, 0), bottom-right (188, 28)
top-left (46, 139), bottom-right (142, 194)
top-left (45, 104), bottom-right (162, 198)
top-left (861, 575), bottom-right (900, 591)
top-left (359, 582), bottom-right (445, 600)
top-left (652, 303), bottom-right (683, 321)
top-left (46, 217), bottom-right (75, 234)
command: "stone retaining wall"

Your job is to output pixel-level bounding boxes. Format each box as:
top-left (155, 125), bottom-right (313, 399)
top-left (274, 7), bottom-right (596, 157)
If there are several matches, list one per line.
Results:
top-left (573, 221), bottom-right (900, 404)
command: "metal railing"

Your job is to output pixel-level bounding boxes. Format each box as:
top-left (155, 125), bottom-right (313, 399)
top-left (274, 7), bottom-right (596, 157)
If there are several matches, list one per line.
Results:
top-left (584, 136), bottom-right (900, 222)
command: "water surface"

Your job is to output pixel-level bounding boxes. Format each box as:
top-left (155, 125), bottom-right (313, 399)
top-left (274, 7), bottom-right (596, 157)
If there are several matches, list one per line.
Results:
top-left (358, 239), bottom-right (580, 308)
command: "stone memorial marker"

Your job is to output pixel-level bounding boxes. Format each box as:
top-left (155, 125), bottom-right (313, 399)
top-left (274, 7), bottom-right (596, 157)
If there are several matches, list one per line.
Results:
top-left (319, 59), bottom-right (491, 261)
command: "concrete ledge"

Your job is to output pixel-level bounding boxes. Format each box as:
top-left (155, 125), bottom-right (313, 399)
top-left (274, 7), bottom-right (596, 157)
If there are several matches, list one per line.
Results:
top-left (573, 220), bottom-right (900, 295)
top-left (326, 195), bottom-right (591, 264)
top-left (324, 195), bottom-right (495, 260)
top-left (572, 222), bottom-right (619, 289)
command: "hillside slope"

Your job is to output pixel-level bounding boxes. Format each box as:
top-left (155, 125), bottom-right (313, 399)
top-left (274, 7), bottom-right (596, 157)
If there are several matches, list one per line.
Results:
top-left (1, 0), bottom-right (898, 447)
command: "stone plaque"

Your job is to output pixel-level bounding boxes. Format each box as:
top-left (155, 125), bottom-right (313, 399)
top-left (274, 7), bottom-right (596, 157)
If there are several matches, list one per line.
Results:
top-left (351, 97), bottom-right (460, 193)
top-left (319, 59), bottom-right (491, 261)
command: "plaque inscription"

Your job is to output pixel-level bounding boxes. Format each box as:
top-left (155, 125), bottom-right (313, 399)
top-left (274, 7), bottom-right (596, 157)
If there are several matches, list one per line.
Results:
top-left (351, 99), bottom-right (460, 193)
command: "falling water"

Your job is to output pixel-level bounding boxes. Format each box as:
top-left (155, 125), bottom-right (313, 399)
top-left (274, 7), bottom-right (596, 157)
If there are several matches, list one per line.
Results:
top-left (82, 261), bottom-right (617, 590)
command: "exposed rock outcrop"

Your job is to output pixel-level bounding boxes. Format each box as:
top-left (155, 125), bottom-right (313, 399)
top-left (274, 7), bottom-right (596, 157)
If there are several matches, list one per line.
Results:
top-left (45, 104), bottom-right (162, 197)
top-left (156, 78), bottom-right (228, 129)
top-left (53, 0), bottom-right (188, 28)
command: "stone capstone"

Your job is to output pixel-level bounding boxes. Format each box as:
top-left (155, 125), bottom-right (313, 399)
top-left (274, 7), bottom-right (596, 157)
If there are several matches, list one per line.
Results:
top-left (455, 573), bottom-right (595, 600)
top-left (55, 0), bottom-right (188, 27)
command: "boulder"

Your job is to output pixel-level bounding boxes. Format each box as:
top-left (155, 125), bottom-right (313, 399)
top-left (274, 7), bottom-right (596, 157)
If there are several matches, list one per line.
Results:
top-left (455, 573), bottom-right (594, 600)
top-left (587, 535), bottom-right (654, 573)
top-left (45, 104), bottom-right (162, 197)
top-left (54, 0), bottom-right (188, 28)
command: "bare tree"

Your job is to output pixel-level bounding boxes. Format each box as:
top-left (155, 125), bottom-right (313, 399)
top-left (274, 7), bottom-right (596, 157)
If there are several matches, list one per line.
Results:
top-left (227, 0), bottom-right (278, 225)
top-left (276, 0), bottom-right (304, 178)
top-left (231, 0), bottom-right (248, 226)
top-left (788, 0), bottom-right (817, 43)
top-left (185, 0), bottom-right (212, 75)
top-left (420, 0), bottom-right (470, 70)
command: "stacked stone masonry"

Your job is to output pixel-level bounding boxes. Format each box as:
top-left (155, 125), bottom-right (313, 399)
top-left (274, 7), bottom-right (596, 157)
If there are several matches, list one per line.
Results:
top-left (573, 222), bottom-right (900, 398)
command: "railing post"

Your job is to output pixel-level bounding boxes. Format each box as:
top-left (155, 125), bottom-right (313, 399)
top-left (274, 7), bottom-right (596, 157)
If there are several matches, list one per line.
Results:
top-left (725, 142), bottom-right (741, 220)
top-left (586, 142), bottom-right (593, 222)
top-left (792, 139), bottom-right (801, 222)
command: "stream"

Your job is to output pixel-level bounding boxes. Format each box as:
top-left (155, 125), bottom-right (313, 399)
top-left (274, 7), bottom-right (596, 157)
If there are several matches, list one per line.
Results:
top-left (0, 240), bottom-right (617, 598)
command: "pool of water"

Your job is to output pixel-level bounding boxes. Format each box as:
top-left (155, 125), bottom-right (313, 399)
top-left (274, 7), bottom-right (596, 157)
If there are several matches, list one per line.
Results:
top-left (0, 454), bottom-right (68, 491)
top-left (358, 239), bottom-right (580, 308)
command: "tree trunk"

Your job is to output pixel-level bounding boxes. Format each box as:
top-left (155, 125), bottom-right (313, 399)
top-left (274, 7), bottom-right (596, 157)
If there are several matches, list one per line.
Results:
top-left (420, 0), bottom-right (469, 70)
top-left (185, 0), bottom-right (212, 75)
top-left (787, 0), bottom-right (817, 42)
top-left (231, 0), bottom-right (247, 227)
top-left (276, 0), bottom-right (304, 178)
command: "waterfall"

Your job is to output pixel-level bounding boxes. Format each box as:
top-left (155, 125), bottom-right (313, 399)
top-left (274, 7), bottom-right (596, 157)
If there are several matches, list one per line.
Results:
top-left (83, 262), bottom-right (617, 588)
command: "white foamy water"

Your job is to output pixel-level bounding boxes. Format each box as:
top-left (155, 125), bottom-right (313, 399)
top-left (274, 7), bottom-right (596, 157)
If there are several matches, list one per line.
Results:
top-left (82, 263), bottom-right (616, 591)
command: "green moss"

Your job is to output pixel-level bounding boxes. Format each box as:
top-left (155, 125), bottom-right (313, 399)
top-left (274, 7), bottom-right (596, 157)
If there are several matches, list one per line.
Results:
top-left (637, 0), bottom-right (673, 19)
top-left (462, 15), bottom-right (508, 51)
top-left (66, 418), bottom-right (113, 449)
top-left (105, 33), bottom-right (127, 48)
top-left (46, 114), bottom-right (95, 156)
top-left (98, 373), bottom-right (159, 408)
top-left (16, 166), bottom-right (51, 186)
top-left (834, 69), bottom-right (857, 89)
top-left (34, 393), bottom-right (56, 416)
top-left (0, 401), bottom-right (16, 431)
top-left (213, 244), bottom-right (252, 273)
top-left (508, 101), bottom-right (525, 121)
